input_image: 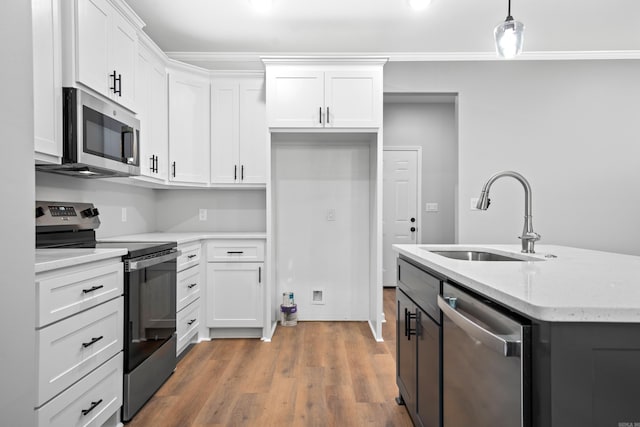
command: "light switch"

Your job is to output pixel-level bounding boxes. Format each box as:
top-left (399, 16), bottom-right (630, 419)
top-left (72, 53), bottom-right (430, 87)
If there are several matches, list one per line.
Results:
top-left (470, 198), bottom-right (479, 210)
top-left (121, 207), bottom-right (127, 222)
top-left (327, 209), bottom-right (336, 221)
top-left (199, 209), bottom-right (207, 221)
top-left (425, 202), bottom-right (439, 212)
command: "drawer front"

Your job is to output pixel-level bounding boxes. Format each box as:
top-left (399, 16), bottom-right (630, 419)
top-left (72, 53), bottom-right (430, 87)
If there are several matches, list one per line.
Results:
top-left (37, 298), bottom-right (123, 405)
top-left (177, 243), bottom-right (201, 271)
top-left (36, 262), bottom-right (123, 328)
top-left (177, 299), bottom-right (200, 355)
top-left (37, 353), bottom-right (123, 427)
top-left (177, 265), bottom-right (201, 312)
top-left (398, 258), bottom-right (442, 323)
top-left (206, 239), bottom-right (265, 262)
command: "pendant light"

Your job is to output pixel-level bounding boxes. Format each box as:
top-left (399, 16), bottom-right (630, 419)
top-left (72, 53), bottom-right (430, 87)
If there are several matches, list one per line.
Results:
top-left (494, 0), bottom-right (525, 59)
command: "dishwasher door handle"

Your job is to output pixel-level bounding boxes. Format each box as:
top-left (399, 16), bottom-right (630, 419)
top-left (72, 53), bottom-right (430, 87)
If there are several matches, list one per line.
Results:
top-left (438, 295), bottom-right (521, 357)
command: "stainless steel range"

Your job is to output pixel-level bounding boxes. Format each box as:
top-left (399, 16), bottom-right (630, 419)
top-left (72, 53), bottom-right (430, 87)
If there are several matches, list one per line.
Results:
top-left (36, 201), bottom-right (180, 422)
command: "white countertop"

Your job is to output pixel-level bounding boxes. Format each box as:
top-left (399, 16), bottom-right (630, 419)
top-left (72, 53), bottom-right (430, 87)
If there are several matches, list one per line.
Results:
top-left (100, 231), bottom-right (267, 245)
top-left (393, 244), bottom-right (640, 323)
top-left (36, 248), bottom-right (127, 273)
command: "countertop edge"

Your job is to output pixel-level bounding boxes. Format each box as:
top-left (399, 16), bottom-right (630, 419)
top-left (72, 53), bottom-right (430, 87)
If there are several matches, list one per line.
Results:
top-left (36, 248), bottom-right (128, 274)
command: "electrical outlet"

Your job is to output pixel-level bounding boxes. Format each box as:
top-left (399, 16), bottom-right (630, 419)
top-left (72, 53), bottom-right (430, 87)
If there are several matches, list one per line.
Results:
top-left (199, 209), bottom-right (207, 221)
top-left (425, 202), bottom-right (439, 212)
top-left (326, 208), bottom-right (336, 221)
top-left (121, 207), bottom-right (127, 222)
top-left (470, 198), bottom-right (479, 210)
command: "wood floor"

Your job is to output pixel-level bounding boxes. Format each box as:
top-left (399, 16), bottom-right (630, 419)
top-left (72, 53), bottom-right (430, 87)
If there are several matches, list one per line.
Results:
top-left (127, 288), bottom-right (412, 427)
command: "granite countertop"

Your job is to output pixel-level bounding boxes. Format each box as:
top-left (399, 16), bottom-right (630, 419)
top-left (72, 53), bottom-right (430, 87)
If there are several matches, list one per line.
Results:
top-left (36, 248), bottom-right (127, 273)
top-left (100, 231), bottom-right (267, 245)
top-left (393, 244), bottom-right (640, 323)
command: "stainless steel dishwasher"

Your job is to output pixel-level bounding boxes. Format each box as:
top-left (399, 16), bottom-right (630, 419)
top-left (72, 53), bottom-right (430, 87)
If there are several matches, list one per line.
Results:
top-left (438, 282), bottom-right (531, 427)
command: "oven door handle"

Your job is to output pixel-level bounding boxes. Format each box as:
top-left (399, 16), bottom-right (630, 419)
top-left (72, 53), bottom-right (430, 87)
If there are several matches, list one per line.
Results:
top-left (127, 249), bottom-right (181, 271)
top-left (437, 295), bottom-right (521, 357)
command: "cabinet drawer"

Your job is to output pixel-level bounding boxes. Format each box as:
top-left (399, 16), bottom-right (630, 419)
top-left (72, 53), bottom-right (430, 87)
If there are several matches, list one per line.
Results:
top-left (37, 298), bottom-right (123, 406)
top-left (398, 258), bottom-right (442, 323)
top-left (206, 240), bottom-right (265, 262)
top-left (36, 353), bottom-right (123, 427)
top-left (177, 299), bottom-right (200, 355)
top-left (36, 262), bottom-right (123, 328)
top-left (177, 265), bottom-right (201, 312)
top-left (177, 243), bottom-right (201, 271)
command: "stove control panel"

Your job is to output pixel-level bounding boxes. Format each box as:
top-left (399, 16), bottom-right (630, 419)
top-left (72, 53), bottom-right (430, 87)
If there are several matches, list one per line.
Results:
top-left (35, 201), bottom-right (100, 231)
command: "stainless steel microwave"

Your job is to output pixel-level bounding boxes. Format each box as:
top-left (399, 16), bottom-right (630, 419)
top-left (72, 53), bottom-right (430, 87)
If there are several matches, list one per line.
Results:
top-left (36, 87), bottom-right (140, 178)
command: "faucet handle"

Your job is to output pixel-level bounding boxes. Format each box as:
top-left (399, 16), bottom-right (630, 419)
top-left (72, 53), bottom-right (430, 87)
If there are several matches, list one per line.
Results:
top-left (519, 232), bottom-right (541, 242)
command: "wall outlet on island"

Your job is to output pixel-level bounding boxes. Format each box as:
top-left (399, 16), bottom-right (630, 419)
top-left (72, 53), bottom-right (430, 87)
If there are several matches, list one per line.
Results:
top-left (121, 207), bottom-right (127, 222)
top-left (199, 209), bottom-right (207, 221)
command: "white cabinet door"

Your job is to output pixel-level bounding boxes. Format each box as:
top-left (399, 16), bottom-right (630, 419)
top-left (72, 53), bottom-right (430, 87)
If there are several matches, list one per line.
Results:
top-left (76, 0), bottom-right (110, 96)
top-left (266, 69), bottom-right (324, 128)
top-left (239, 79), bottom-right (267, 184)
top-left (150, 60), bottom-right (168, 180)
top-left (324, 70), bottom-right (381, 128)
top-left (136, 47), bottom-right (167, 181)
top-left (33, 0), bottom-right (62, 163)
top-left (210, 80), bottom-right (239, 184)
top-left (168, 70), bottom-right (210, 184)
top-left (108, 10), bottom-right (137, 110)
top-left (206, 263), bottom-right (264, 328)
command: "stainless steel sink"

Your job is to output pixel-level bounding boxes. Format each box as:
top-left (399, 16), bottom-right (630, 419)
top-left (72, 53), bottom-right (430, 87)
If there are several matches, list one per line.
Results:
top-left (431, 250), bottom-right (526, 262)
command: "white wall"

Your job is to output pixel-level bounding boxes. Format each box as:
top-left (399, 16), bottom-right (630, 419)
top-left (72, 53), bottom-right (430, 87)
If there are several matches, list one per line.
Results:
top-left (155, 189), bottom-right (266, 232)
top-left (385, 60), bottom-right (640, 256)
top-left (384, 101), bottom-right (458, 244)
top-left (0, 1), bottom-right (36, 424)
top-left (35, 172), bottom-right (157, 238)
top-left (273, 138), bottom-right (371, 320)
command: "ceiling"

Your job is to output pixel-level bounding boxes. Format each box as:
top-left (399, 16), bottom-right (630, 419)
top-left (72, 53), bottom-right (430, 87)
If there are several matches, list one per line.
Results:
top-left (126, 0), bottom-right (640, 68)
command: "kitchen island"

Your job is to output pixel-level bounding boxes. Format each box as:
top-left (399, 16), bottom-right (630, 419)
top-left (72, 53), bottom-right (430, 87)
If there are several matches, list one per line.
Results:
top-left (393, 244), bottom-right (640, 427)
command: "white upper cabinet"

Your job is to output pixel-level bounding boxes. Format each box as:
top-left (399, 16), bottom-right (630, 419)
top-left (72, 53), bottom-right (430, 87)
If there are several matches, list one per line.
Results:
top-left (168, 67), bottom-right (210, 185)
top-left (264, 60), bottom-right (385, 129)
top-left (75, 0), bottom-right (138, 111)
top-left (135, 45), bottom-right (168, 181)
top-left (210, 74), bottom-right (266, 185)
top-left (33, 0), bottom-right (63, 164)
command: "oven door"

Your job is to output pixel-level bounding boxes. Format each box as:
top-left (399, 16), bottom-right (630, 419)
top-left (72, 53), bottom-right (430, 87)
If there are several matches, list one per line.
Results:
top-left (124, 253), bottom-right (178, 373)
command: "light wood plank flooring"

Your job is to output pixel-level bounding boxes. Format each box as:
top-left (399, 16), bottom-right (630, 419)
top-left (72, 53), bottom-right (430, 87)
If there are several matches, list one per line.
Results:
top-left (127, 288), bottom-right (412, 426)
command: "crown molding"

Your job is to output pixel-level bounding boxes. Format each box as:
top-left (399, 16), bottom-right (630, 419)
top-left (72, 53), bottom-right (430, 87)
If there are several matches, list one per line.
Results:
top-left (166, 50), bottom-right (640, 64)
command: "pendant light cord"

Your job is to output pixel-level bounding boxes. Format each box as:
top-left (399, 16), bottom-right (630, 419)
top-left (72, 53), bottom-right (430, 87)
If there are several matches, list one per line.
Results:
top-left (506, 0), bottom-right (513, 20)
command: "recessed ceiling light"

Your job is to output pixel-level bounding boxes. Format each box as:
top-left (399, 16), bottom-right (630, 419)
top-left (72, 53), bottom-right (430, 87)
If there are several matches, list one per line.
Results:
top-left (409, 0), bottom-right (432, 11)
top-left (250, 0), bottom-right (273, 13)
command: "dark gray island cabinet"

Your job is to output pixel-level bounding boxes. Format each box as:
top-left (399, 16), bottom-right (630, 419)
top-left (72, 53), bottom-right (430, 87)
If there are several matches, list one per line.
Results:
top-left (395, 247), bottom-right (640, 427)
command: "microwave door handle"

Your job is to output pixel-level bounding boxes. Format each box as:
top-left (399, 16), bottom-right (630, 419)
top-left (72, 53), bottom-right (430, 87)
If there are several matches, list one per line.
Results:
top-left (437, 295), bottom-right (521, 357)
top-left (121, 126), bottom-right (135, 164)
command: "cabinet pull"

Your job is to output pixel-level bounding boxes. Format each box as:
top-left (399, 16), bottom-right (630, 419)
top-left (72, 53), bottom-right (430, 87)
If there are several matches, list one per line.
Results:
top-left (187, 319), bottom-right (196, 325)
top-left (226, 251), bottom-right (244, 254)
top-left (153, 155), bottom-right (158, 173)
top-left (319, 106), bottom-right (322, 124)
top-left (172, 161), bottom-right (176, 177)
top-left (234, 165), bottom-right (237, 181)
top-left (81, 399), bottom-right (103, 416)
top-left (82, 335), bottom-right (104, 348)
top-left (326, 106), bottom-right (330, 124)
top-left (82, 285), bottom-right (104, 294)
top-left (258, 266), bottom-right (262, 283)
top-left (149, 156), bottom-right (155, 172)
top-left (187, 254), bottom-right (197, 259)
top-left (241, 165), bottom-right (244, 181)
top-left (187, 283), bottom-right (197, 289)
top-left (116, 73), bottom-right (122, 96)
top-left (407, 310), bottom-right (418, 341)
top-left (109, 70), bottom-right (117, 93)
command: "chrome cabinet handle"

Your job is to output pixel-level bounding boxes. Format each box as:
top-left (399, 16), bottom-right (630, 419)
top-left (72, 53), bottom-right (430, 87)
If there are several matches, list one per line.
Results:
top-left (437, 295), bottom-right (521, 357)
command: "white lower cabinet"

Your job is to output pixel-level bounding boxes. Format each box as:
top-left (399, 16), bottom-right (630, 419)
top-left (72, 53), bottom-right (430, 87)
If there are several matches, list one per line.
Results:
top-left (35, 258), bottom-right (124, 425)
top-left (205, 239), bottom-right (265, 333)
top-left (36, 353), bottom-right (123, 427)
top-left (176, 242), bottom-right (203, 356)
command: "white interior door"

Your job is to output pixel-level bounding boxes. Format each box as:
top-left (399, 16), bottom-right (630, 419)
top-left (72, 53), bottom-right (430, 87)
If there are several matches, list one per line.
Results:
top-left (383, 149), bottom-right (419, 287)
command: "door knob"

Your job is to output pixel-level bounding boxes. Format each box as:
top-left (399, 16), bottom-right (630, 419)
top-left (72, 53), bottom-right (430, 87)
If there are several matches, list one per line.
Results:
top-left (410, 217), bottom-right (416, 223)
top-left (410, 227), bottom-right (416, 232)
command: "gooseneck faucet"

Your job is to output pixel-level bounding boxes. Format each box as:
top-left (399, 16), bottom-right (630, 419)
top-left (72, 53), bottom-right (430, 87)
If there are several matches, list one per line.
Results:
top-left (476, 170), bottom-right (541, 253)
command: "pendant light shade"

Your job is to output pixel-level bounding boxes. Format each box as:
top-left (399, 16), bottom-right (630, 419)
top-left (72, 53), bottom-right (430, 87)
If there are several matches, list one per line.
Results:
top-left (494, 0), bottom-right (525, 58)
